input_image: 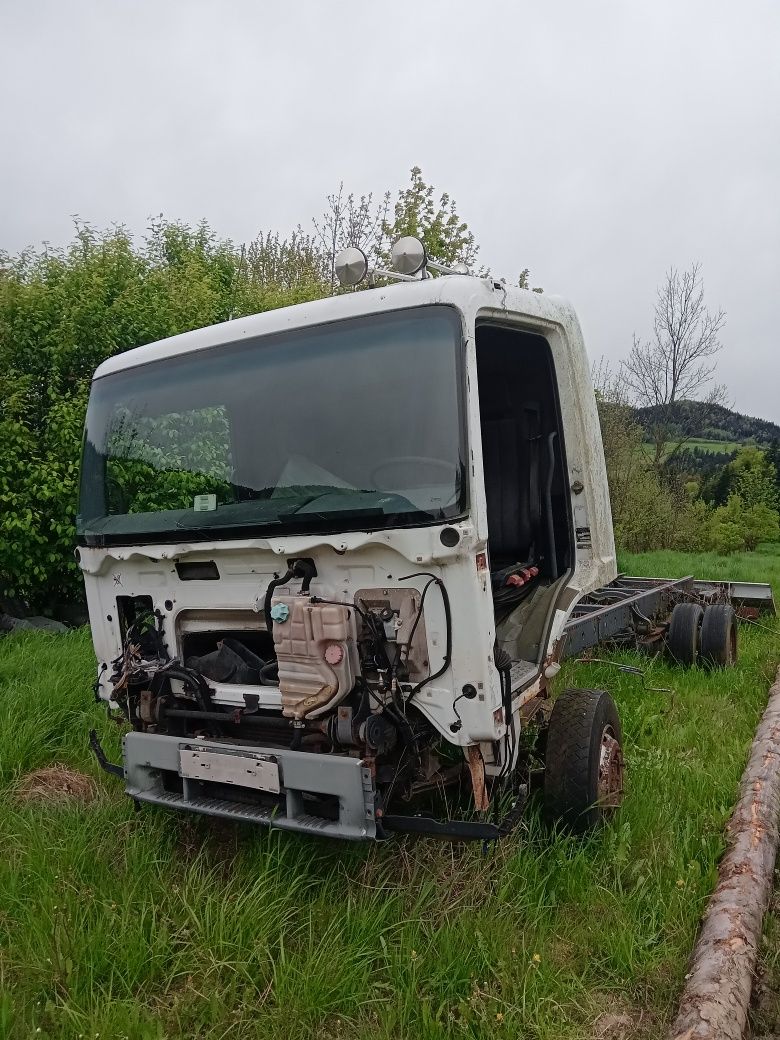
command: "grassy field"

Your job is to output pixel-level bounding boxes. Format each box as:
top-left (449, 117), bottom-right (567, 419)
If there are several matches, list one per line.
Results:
top-left (640, 438), bottom-right (740, 457)
top-left (1, 547), bottom-right (779, 1039)
top-left (679, 438), bottom-right (740, 455)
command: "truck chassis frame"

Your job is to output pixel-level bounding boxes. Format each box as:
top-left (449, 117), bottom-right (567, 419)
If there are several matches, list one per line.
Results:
top-left (562, 574), bottom-right (774, 659)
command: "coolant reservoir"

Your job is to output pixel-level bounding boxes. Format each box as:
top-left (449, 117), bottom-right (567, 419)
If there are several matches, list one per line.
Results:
top-left (270, 590), bottom-right (358, 720)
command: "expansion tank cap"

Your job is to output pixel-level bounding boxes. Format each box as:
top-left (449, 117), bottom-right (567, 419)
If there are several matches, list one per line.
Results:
top-left (270, 603), bottom-right (290, 623)
top-left (324, 643), bottom-right (344, 665)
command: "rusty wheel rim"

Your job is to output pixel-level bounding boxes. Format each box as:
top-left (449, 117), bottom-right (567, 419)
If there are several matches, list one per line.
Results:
top-left (598, 726), bottom-right (624, 809)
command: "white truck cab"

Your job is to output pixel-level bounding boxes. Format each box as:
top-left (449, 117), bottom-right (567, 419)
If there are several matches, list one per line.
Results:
top-left (79, 248), bottom-right (623, 840)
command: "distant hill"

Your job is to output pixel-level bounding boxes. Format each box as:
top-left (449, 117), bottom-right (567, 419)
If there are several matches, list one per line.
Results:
top-left (634, 401), bottom-right (780, 446)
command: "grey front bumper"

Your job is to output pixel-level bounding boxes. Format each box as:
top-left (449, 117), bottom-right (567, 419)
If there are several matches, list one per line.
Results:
top-left (123, 732), bottom-right (377, 840)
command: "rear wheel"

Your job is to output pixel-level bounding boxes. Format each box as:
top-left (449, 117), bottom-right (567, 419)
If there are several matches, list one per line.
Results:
top-left (667, 602), bottom-right (703, 667)
top-left (544, 688), bottom-right (623, 833)
top-left (700, 604), bottom-right (737, 668)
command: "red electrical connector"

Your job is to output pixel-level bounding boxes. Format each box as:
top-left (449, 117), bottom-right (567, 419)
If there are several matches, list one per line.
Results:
top-left (505, 565), bottom-right (539, 588)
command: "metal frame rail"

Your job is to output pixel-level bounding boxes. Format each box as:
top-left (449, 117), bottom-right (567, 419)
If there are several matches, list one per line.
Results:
top-left (562, 575), bottom-right (776, 660)
top-left (562, 576), bottom-right (692, 659)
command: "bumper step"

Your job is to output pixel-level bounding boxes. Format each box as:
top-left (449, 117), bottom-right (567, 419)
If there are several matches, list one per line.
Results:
top-left (133, 787), bottom-right (340, 833)
top-left (123, 731), bottom-right (376, 840)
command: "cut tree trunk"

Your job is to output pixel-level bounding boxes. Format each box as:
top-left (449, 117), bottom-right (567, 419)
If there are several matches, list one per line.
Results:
top-left (668, 665), bottom-right (780, 1040)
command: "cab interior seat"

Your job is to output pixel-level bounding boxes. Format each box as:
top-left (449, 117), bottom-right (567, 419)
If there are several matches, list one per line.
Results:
top-left (475, 323), bottom-right (570, 580)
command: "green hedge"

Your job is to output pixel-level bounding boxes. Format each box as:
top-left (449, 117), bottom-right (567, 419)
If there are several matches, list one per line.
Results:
top-left (0, 170), bottom-right (482, 610)
top-left (0, 220), bottom-right (328, 608)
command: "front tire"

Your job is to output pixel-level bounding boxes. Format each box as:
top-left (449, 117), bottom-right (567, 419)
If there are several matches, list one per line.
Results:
top-left (544, 688), bottom-right (624, 833)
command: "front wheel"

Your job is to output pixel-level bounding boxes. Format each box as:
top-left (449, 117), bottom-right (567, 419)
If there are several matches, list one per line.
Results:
top-left (544, 688), bottom-right (624, 833)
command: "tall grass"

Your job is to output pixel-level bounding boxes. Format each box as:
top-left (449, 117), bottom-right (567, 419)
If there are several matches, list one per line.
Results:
top-left (0, 549), bottom-right (778, 1038)
top-left (619, 540), bottom-right (780, 586)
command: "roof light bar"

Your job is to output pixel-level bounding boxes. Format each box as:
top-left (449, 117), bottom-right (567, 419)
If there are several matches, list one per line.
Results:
top-left (334, 236), bottom-right (470, 289)
top-left (334, 247), bottom-right (369, 288)
top-left (391, 236), bottom-right (427, 276)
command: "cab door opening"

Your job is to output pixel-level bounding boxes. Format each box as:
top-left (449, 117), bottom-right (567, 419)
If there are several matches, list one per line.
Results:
top-left (475, 322), bottom-right (572, 663)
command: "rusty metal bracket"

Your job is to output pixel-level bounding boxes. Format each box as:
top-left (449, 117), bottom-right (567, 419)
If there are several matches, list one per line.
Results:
top-left (88, 729), bottom-right (124, 779)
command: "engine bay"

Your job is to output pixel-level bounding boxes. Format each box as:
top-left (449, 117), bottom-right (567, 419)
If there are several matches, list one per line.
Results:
top-left (105, 557), bottom-right (503, 822)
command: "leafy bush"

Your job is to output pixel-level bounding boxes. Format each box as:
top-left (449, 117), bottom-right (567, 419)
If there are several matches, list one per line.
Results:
top-left (743, 502), bottom-right (780, 550)
top-left (595, 376), bottom-right (780, 557)
top-left (0, 221), bottom-right (328, 607)
top-left (702, 444), bottom-right (779, 509)
top-left (708, 495), bottom-right (780, 554)
top-left (596, 392), bottom-right (711, 553)
top-left (0, 170), bottom-right (483, 610)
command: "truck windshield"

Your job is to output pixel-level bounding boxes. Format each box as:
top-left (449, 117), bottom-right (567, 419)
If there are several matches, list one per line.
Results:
top-left (78, 306), bottom-right (466, 545)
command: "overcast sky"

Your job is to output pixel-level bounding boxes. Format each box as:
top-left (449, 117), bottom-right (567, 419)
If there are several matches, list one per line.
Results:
top-left (1, 1), bottom-right (778, 422)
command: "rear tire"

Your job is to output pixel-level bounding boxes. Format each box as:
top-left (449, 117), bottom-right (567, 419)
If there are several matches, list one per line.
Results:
top-left (667, 602), bottom-right (703, 667)
top-left (700, 604), bottom-right (737, 668)
top-left (544, 688), bottom-right (623, 833)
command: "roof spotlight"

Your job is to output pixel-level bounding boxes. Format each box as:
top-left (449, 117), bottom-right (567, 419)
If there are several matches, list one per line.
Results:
top-left (334, 246), bottom-right (369, 288)
top-left (391, 236), bottom-right (427, 276)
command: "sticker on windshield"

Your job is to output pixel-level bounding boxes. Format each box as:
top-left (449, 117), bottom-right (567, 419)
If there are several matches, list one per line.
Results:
top-left (193, 494), bottom-right (217, 512)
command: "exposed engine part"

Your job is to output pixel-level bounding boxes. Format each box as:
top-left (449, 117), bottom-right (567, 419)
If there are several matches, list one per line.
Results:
top-left (354, 587), bottom-right (430, 683)
top-left (271, 588), bottom-right (359, 720)
top-left (263, 558), bottom-right (316, 631)
top-left (334, 704), bottom-right (354, 746)
top-left (109, 599), bottom-right (169, 701)
top-left (116, 595), bottom-right (168, 661)
top-left (491, 643), bottom-right (518, 799)
top-left (139, 688), bottom-right (156, 725)
top-left (361, 713), bottom-right (398, 755)
top-left (185, 636), bottom-right (277, 685)
top-left (399, 572), bottom-right (453, 704)
top-left (104, 562), bottom-right (464, 824)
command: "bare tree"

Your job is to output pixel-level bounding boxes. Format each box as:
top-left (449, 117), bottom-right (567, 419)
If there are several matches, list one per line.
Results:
top-left (312, 183), bottom-right (390, 289)
top-left (591, 358), bottom-right (649, 532)
top-left (622, 263), bottom-right (727, 469)
top-left (313, 169), bottom-right (482, 290)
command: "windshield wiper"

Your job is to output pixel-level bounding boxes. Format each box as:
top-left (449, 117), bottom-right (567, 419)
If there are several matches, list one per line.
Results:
top-left (275, 486), bottom-right (369, 512)
top-left (175, 514), bottom-right (281, 531)
top-left (172, 486), bottom-right (364, 530)
top-left (277, 507), bottom-right (386, 525)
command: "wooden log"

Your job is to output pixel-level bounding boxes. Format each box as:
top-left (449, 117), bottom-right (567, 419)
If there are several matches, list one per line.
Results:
top-left (668, 665), bottom-right (780, 1040)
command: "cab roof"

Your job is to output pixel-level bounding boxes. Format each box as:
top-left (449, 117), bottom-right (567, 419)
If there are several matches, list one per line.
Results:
top-left (93, 275), bottom-right (578, 380)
